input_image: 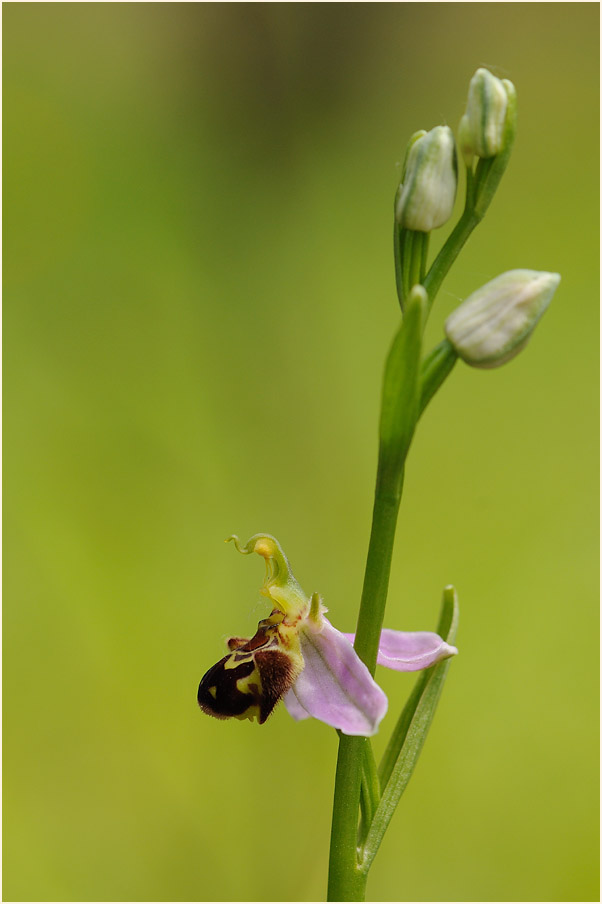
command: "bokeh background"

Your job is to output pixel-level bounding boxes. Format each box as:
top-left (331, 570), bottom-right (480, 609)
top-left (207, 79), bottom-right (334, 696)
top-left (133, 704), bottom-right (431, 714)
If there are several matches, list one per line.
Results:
top-left (4, 4), bottom-right (599, 902)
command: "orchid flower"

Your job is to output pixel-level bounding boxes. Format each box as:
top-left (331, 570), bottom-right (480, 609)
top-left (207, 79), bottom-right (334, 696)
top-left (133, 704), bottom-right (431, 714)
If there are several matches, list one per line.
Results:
top-left (197, 534), bottom-right (457, 736)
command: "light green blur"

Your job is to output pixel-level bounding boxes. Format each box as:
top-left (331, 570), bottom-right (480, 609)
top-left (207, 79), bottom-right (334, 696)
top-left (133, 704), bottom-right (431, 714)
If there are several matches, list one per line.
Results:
top-left (4, 4), bottom-right (598, 902)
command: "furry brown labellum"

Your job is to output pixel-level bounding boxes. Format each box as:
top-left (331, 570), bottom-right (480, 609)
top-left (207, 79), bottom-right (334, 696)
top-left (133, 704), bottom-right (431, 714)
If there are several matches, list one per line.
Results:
top-left (197, 615), bottom-right (302, 724)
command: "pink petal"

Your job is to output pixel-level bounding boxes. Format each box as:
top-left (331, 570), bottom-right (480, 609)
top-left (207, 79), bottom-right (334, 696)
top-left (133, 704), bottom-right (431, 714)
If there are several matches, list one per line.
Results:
top-left (344, 629), bottom-right (458, 672)
top-left (283, 688), bottom-right (311, 721)
top-left (290, 618), bottom-right (388, 737)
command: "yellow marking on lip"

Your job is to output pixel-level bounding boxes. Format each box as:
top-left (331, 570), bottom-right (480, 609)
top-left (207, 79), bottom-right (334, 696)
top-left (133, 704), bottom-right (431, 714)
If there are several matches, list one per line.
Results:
top-left (235, 704), bottom-right (260, 722)
top-left (208, 686), bottom-right (217, 699)
top-left (236, 667), bottom-right (262, 697)
top-left (223, 654), bottom-right (252, 670)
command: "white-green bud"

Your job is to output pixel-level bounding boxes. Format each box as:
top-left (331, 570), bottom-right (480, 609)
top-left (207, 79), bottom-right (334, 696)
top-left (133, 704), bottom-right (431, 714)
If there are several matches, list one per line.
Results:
top-left (445, 269), bottom-right (560, 368)
top-left (395, 126), bottom-right (457, 232)
top-left (461, 68), bottom-right (513, 159)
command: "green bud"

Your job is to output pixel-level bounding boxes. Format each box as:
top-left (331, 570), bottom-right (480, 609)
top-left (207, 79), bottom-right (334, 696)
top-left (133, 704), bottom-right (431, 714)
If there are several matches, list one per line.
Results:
top-left (461, 68), bottom-right (514, 159)
top-left (445, 269), bottom-right (560, 368)
top-left (395, 126), bottom-right (457, 232)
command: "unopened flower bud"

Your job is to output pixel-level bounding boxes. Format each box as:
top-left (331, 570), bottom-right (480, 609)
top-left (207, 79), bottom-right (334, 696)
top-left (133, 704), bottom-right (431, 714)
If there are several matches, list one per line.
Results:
top-left (395, 126), bottom-right (457, 232)
top-left (461, 68), bottom-right (514, 159)
top-left (445, 269), bottom-right (560, 368)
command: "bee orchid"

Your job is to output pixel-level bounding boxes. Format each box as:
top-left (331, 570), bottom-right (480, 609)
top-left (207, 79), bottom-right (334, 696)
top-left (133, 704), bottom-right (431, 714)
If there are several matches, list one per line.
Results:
top-left (197, 535), bottom-right (457, 737)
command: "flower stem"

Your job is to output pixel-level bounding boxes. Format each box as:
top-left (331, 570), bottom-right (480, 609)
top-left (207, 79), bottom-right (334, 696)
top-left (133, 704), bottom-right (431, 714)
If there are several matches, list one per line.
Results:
top-left (353, 467), bottom-right (404, 674)
top-left (422, 207), bottom-right (480, 312)
top-left (327, 733), bottom-right (369, 902)
top-left (327, 465), bottom-right (403, 902)
top-left (327, 290), bottom-right (426, 901)
top-left (327, 211), bottom-right (470, 899)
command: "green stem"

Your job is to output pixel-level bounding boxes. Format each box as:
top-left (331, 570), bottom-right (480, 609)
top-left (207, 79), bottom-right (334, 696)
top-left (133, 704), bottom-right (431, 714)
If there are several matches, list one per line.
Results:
top-left (353, 465), bottom-right (404, 673)
top-left (327, 293), bottom-right (425, 901)
top-left (327, 470), bottom-right (403, 902)
top-left (418, 339), bottom-right (458, 417)
top-left (327, 734), bottom-right (369, 902)
top-left (422, 206), bottom-right (480, 311)
top-left (465, 163), bottom-right (476, 209)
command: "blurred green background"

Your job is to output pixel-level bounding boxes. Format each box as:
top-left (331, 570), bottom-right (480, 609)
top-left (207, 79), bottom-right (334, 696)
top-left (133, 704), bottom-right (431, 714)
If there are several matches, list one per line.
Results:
top-left (4, 4), bottom-right (599, 902)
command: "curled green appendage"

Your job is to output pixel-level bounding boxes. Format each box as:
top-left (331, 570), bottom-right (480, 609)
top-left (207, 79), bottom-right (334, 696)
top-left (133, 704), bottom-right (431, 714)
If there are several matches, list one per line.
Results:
top-left (226, 534), bottom-right (309, 619)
